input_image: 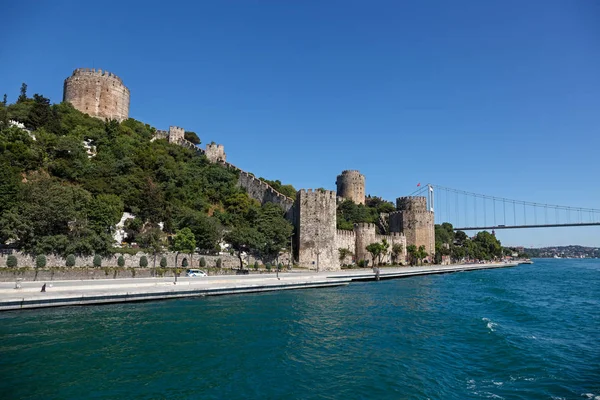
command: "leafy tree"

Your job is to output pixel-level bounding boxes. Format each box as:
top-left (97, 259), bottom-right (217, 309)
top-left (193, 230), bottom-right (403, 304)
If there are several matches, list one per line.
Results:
top-left (66, 254), bottom-right (76, 267)
top-left (216, 258), bottom-right (222, 268)
top-left (366, 242), bottom-right (383, 266)
top-left (182, 258), bottom-right (189, 268)
top-left (117, 255), bottom-right (125, 267)
top-left (139, 256), bottom-right (148, 267)
top-left (391, 243), bottom-right (404, 264)
top-left (184, 131), bottom-right (200, 145)
top-left (256, 203), bottom-right (293, 259)
top-left (17, 83), bottom-right (27, 103)
top-left (338, 248), bottom-right (353, 263)
top-left (6, 255), bottom-right (17, 267)
top-left (417, 245), bottom-right (428, 265)
top-left (35, 254), bottom-right (47, 268)
top-left (406, 245), bottom-right (418, 266)
top-left (254, 261), bottom-right (259, 270)
top-left (225, 226), bottom-right (264, 269)
top-left (160, 256), bottom-right (167, 268)
top-left (199, 257), bottom-right (206, 267)
top-left (173, 227), bottom-right (196, 254)
top-left (93, 255), bottom-right (102, 267)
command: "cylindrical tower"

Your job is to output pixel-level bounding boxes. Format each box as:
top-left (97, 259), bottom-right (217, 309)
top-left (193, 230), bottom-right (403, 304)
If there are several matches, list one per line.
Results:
top-left (336, 170), bottom-right (365, 205)
top-left (353, 222), bottom-right (377, 265)
top-left (63, 68), bottom-right (130, 122)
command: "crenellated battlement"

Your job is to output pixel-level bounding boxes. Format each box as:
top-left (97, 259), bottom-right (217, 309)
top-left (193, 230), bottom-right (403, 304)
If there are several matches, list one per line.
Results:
top-left (354, 222), bottom-right (376, 230)
top-left (298, 188), bottom-right (337, 199)
top-left (336, 229), bottom-right (356, 237)
top-left (69, 68), bottom-right (126, 86)
top-left (396, 196), bottom-right (428, 212)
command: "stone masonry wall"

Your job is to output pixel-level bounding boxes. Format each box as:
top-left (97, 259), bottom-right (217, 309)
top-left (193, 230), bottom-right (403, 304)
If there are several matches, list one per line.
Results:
top-left (295, 189), bottom-right (338, 270)
top-left (205, 144), bottom-right (226, 162)
top-left (334, 229), bottom-right (356, 265)
top-left (63, 68), bottom-right (130, 122)
top-left (0, 251), bottom-right (289, 279)
top-left (376, 232), bottom-right (407, 264)
top-left (390, 196), bottom-right (435, 260)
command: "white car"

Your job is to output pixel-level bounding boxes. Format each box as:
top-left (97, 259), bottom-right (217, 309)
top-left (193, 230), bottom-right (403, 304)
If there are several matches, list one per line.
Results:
top-left (186, 269), bottom-right (207, 277)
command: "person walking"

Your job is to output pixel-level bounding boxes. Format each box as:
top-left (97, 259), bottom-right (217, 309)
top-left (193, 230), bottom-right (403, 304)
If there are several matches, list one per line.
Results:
top-left (41, 283), bottom-right (46, 292)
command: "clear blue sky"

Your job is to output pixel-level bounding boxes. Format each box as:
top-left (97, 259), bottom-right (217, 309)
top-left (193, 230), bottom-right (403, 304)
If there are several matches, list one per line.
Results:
top-left (2, 0), bottom-right (599, 247)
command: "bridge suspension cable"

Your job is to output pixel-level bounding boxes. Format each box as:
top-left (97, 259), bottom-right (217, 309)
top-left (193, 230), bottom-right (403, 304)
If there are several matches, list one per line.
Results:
top-left (408, 184), bottom-right (600, 230)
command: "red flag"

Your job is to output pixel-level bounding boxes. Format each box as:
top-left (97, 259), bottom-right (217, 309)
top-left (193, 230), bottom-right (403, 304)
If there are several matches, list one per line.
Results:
top-left (417, 183), bottom-right (421, 187)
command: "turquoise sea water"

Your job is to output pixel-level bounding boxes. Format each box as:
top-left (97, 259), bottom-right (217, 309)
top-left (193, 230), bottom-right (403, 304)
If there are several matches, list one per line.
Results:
top-left (1, 259), bottom-right (599, 399)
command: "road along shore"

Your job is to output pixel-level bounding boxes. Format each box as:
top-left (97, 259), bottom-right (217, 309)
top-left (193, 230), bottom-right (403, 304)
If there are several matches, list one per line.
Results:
top-left (0, 262), bottom-right (519, 311)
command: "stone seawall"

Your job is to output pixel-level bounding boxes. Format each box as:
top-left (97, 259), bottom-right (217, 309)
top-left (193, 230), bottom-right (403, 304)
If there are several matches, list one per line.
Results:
top-left (0, 251), bottom-right (290, 272)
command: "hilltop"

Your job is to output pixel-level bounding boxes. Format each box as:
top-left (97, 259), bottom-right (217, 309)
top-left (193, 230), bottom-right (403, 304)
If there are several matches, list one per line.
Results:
top-left (0, 87), bottom-right (293, 261)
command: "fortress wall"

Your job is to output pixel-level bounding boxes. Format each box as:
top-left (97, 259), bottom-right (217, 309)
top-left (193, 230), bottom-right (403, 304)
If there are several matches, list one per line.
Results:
top-left (237, 171), bottom-right (294, 214)
top-left (375, 232), bottom-right (407, 264)
top-left (295, 189), bottom-right (338, 271)
top-left (334, 229), bottom-right (356, 265)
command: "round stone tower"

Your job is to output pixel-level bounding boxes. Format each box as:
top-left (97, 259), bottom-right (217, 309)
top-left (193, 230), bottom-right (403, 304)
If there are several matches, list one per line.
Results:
top-left (336, 170), bottom-right (365, 205)
top-left (63, 68), bottom-right (130, 122)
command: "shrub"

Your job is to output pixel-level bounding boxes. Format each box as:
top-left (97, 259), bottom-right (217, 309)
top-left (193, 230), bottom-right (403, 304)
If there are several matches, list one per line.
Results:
top-left (254, 261), bottom-right (259, 270)
top-left (93, 255), bottom-right (102, 268)
top-left (199, 257), bottom-right (206, 267)
top-left (160, 256), bottom-right (167, 268)
top-left (216, 258), bottom-right (222, 268)
top-left (277, 263), bottom-right (283, 271)
top-left (6, 255), bottom-right (17, 268)
top-left (265, 262), bottom-right (272, 271)
top-left (182, 258), bottom-right (189, 268)
top-left (117, 255), bottom-right (125, 267)
top-left (139, 256), bottom-right (148, 268)
top-left (35, 255), bottom-right (47, 268)
top-left (66, 254), bottom-right (76, 267)
top-left (357, 259), bottom-right (366, 268)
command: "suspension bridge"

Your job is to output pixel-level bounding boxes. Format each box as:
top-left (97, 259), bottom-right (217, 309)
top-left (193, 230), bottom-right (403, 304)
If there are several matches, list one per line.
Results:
top-left (409, 184), bottom-right (600, 231)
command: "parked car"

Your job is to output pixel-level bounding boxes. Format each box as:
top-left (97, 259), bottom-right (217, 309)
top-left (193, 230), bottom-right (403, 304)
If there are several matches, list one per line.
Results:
top-left (186, 269), bottom-right (207, 277)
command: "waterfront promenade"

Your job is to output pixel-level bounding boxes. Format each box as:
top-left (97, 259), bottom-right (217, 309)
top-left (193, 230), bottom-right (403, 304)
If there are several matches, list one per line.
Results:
top-left (0, 262), bottom-right (519, 311)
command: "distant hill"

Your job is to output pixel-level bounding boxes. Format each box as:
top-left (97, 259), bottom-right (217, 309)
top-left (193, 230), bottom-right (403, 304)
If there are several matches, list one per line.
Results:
top-left (525, 245), bottom-right (600, 259)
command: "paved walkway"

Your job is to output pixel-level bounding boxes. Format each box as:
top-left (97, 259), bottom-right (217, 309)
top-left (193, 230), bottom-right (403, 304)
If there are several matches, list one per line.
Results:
top-left (0, 262), bottom-right (519, 311)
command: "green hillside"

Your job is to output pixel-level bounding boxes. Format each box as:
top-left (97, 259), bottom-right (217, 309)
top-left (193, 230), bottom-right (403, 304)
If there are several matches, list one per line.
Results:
top-left (0, 87), bottom-right (292, 260)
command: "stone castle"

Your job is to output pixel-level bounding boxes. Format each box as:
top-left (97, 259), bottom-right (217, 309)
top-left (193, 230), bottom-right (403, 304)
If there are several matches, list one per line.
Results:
top-left (63, 68), bottom-right (130, 122)
top-left (62, 68), bottom-right (434, 270)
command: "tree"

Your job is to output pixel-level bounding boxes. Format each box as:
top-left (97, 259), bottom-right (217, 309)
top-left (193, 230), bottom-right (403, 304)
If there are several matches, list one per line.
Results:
top-left (35, 255), bottom-right (47, 268)
top-left (66, 254), bottom-right (76, 267)
top-left (139, 256), bottom-right (148, 267)
top-left (6, 255), bottom-right (17, 268)
top-left (417, 245), bottom-right (428, 265)
top-left (117, 255), bottom-right (125, 267)
top-left (366, 242), bottom-right (383, 266)
top-left (406, 245), bottom-right (418, 266)
top-left (182, 258), bottom-right (189, 268)
top-left (160, 256), bottom-right (167, 268)
top-left (199, 257), bottom-right (206, 267)
top-left (93, 255), bottom-right (102, 267)
top-left (17, 83), bottom-right (27, 103)
top-left (391, 243), bottom-right (404, 265)
top-left (172, 227), bottom-right (196, 266)
top-left (338, 248), bottom-right (353, 264)
top-left (256, 203), bottom-right (293, 259)
top-left (225, 226), bottom-right (264, 269)
top-left (216, 258), bottom-right (222, 268)
top-left (184, 131), bottom-right (200, 145)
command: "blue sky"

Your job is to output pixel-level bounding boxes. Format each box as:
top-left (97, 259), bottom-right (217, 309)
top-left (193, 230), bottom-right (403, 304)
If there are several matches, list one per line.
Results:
top-left (2, 0), bottom-right (599, 247)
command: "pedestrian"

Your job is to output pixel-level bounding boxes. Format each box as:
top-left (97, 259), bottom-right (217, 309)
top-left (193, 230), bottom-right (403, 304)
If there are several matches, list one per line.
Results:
top-left (41, 283), bottom-right (46, 292)
top-left (375, 267), bottom-right (380, 281)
